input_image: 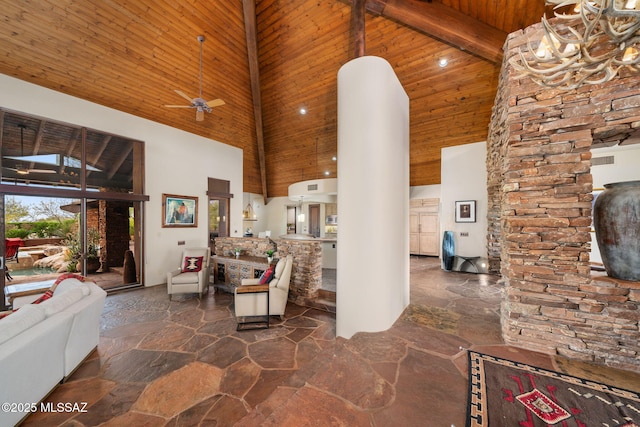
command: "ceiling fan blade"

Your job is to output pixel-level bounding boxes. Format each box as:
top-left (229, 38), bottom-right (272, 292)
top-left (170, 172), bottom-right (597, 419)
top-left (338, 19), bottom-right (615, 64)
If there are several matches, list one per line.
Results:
top-left (196, 109), bottom-right (204, 122)
top-left (174, 90), bottom-right (195, 103)
top-left (164, 105), bottom-right (193, 108)
top-left (206, 99), bottom-right (225, 108)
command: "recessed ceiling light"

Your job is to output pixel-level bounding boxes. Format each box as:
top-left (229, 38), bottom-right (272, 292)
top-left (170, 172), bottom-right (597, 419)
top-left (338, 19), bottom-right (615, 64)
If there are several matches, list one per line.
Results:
top-left (324, 171), bottom-right (330, 176)
top-left (331, 156), bottom-right (337, 161)
top-left (438, 58), bottom-right (448, 68)
top-left (299, 108), bottom-right (307, 115)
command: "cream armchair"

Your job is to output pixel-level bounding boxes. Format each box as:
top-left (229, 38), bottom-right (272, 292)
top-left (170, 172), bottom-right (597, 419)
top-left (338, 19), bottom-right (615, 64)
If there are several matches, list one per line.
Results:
top-left (167, 247), bottom-right (211, 299)
top-left (234, 255), bottom-right (293, 320)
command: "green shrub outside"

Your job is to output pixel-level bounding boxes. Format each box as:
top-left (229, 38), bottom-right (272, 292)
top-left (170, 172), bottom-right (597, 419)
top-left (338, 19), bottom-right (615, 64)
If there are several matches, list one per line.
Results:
top-left (5, 218), bottom-right (76, 239)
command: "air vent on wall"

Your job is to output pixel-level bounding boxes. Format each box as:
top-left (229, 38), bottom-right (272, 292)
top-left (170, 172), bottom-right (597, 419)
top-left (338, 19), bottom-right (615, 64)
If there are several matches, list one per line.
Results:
top-left (307, 184), bottom-right (318, 191)
top-left (592, 155), bottom-right (614, 166)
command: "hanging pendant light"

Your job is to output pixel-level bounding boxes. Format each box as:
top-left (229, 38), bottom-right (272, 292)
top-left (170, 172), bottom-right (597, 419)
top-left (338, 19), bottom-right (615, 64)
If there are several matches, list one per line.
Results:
top-left (297, 197), bottom-right (305, 222)
top-left (243, 194), bottom-right (257, 220)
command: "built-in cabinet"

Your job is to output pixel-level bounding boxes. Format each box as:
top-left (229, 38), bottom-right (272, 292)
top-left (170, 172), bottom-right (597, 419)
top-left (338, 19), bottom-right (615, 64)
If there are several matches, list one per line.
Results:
top-left (410, 198), bottom-right (439, 256)
top-left (211, 255), bottom-right (270, 293)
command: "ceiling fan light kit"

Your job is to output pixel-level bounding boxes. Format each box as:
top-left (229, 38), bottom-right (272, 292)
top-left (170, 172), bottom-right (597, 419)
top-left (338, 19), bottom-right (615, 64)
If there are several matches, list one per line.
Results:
top-left (164, 35), bottom-right (225, 121)
top-left (5, 124), bottom-right (56, 175)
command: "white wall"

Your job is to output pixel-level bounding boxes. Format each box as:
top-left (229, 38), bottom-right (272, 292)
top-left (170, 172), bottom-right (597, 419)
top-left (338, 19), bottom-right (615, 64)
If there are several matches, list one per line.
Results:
top-left (590, 144), bottom-right (640, 264)
top-left (0, 74), bottom-right (244, 286)
top-left (440, 142), bottom-right (488, 258)
top-left (410, 184), bottom-right (441, 200)
top-left (337, 56), bottom-right (410, 339)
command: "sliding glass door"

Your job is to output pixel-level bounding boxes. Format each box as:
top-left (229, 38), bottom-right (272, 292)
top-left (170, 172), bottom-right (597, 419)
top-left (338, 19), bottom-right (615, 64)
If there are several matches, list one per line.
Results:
top-left (0, 109), bottom-right (148, 309)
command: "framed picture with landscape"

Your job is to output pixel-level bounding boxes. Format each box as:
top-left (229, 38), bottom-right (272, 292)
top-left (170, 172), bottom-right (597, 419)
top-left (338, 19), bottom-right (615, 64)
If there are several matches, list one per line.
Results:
top-left (455, 200), bottom-right (476, 223)
top-left (162, 194), bottom-right (198, 227)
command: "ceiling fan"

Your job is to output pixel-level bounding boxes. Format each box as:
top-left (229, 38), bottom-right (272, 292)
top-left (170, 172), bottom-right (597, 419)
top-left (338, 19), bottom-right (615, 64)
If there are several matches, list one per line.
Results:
top-left (165, 35), bottom-right (225, 121)
top-left (4, 124), bottom-right (56, 175)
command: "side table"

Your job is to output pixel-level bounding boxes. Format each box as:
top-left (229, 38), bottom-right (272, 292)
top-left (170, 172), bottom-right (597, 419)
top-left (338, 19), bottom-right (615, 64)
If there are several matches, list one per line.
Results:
top-left (235, 284), bottom-right (270, 331)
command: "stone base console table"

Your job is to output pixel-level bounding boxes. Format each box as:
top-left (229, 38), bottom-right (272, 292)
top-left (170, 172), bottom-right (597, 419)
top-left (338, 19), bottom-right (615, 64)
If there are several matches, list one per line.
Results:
top-left (211, 255), bottom-right (270, 293)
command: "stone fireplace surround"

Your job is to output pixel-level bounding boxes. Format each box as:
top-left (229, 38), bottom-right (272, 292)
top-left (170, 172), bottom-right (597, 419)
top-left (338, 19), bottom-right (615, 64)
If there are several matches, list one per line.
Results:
top-left (488, 23), bottom-right (640, 373)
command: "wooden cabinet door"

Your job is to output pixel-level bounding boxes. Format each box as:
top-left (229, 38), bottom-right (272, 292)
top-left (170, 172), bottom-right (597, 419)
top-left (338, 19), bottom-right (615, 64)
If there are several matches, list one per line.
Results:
top-left (419, 212), bottom-right (438, 256)
top-left (410, 212), bottom-right (420, 253)
top-left (409, 199), bottom-right (440, 256)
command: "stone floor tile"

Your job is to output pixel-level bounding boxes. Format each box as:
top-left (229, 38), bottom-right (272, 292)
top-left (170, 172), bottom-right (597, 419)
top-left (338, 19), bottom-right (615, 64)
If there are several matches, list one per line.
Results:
top-left (307, 345), bottom-right (394, 409)
top-left (72, 382), bottom-right (146, 426)
top-left (260, 386), bottom-right (372, 426)
top-left (244, 369), bottom-right (296, 408)
top-left (201, 395), bottom-right (248, 426)
top-left (198, 336), bottom-right (247, 369)
top-left (132, 361), bottom-right (223, 418)
top-left (220, 357), bottom-right (262, 398)
top-left (103, 349), bottom-right (194, 383)
top-left (138, 324), bottom-right (196, 350)
top-left (95, 411), bottom-right (167, 427)
top-left (372, 348), bottom-right (468, 427)
top-left (390, 316), bottom-right (471, 356)
top-left (248, 337), bottom-right (297, 369)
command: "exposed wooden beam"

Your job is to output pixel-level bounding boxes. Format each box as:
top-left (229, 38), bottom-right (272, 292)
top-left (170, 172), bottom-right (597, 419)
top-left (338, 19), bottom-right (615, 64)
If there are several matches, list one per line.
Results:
top-left (242, 0), bottom-right (268, 201)
top-left (352, 0), bottom-right (367, 58)
top-left (342, 0), bottom-right (506, 63)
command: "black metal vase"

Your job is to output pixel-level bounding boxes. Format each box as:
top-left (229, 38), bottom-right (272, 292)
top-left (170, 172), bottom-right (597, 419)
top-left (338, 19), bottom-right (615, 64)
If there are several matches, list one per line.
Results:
top-left (593, 180), bottom-right (640, 281)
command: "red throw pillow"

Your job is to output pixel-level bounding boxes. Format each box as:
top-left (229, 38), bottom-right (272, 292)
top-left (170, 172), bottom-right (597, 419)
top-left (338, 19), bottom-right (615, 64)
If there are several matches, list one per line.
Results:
top-left (183, 256), bottom-right (204, 273)
top-left (258, 266), bottom-right (275, 284)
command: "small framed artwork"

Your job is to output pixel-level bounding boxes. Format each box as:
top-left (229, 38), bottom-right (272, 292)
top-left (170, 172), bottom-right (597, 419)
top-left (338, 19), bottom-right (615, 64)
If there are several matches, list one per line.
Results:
top-left (455, 200), bottom-right (476, 223)
top-left (163, 194), bottom-right (198, 227)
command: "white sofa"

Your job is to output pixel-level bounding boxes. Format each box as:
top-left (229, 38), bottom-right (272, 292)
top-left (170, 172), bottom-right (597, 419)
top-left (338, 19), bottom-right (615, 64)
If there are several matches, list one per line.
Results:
top-left (0, 276), bottom-right (106, 427)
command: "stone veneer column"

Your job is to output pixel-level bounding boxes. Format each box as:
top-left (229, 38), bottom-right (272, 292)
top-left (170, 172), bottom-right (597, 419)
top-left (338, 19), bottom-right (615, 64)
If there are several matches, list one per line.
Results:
top-left (488, 22), bottom-right (640, 372)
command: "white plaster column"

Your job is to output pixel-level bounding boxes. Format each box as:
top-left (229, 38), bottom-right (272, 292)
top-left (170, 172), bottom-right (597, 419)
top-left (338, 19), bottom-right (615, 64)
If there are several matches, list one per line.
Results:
top-left (336, 56), bottom-right (410, 339)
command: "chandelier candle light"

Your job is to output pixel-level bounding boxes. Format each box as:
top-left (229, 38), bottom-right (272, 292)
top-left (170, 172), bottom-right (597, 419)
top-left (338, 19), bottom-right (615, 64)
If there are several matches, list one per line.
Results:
top-left (512, 0), bottom-right (640, 89)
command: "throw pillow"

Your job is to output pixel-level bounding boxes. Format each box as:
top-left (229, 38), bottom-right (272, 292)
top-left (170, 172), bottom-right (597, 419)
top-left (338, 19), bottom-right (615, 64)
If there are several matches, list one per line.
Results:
top-left (258, 266), bottom-right (275, 284)
top-left (183, 256), bottom-right (204, 273)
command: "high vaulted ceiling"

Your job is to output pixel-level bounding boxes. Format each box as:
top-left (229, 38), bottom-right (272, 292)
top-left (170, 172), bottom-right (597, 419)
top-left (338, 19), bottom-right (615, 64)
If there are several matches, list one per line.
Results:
top-left (0, 0), bottom-right (552, 198)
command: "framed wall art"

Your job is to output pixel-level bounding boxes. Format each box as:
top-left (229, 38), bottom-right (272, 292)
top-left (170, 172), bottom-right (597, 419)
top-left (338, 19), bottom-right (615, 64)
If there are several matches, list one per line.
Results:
top-left (455, 200), bottom-right (476, 223)
top-left (163, 194), bottom-right (198, 227)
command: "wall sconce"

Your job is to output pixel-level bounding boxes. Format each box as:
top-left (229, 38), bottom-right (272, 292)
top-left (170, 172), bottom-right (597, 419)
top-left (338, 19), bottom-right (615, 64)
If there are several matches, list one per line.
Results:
top-left (511, 0), bottom-right (640, 90)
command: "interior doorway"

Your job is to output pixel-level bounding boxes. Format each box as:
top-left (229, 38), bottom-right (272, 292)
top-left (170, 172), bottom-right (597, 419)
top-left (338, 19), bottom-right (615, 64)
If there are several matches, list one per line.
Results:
top-left (309, 204), bottom-right (321, 237)
top-left (207, 178), bottom-right (233, 251)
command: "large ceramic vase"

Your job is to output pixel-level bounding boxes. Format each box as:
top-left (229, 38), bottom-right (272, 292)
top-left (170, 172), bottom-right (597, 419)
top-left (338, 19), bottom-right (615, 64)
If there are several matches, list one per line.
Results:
top-left (593, 181), bottom-right (640, 281)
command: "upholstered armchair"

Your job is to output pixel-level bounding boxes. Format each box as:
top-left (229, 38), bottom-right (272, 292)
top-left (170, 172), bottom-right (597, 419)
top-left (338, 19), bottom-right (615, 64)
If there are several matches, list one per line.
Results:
top-left (234, 255), bottom-right (293, 320)
top-left (167, 247), bottom-right (211, 299)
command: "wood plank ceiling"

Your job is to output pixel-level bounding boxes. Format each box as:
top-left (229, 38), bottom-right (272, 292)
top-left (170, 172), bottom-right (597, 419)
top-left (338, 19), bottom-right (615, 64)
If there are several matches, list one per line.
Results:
top-left (0, 0), bottom-right (551, 198)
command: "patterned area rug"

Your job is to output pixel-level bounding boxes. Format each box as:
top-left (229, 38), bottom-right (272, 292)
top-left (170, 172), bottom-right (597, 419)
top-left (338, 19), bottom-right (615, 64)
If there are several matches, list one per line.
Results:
top-left (466, 351), bottom-right (640, 427)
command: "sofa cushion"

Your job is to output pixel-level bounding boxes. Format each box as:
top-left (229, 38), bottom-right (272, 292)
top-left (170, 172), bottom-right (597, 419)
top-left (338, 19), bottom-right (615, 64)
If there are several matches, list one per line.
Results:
top-left (0, 304), bottom-right (46, 345)
top-left (31, 289), bottom-right (54, 305)
top-left (171, 272), bottom-right (199, 284)
top-left (274, 257), bottom-right (286, 279)
top-left (38, 285), bottom-right (88, 317)
top-left (53, 274), bottom-right (87, 296)
top-left (183, 256), bottom-right (204, 273)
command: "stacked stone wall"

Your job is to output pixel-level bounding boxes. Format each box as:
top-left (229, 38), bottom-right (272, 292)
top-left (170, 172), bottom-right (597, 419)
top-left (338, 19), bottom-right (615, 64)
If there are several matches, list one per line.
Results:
top-left (213, 237), bottom-right (322, 306)
top-left (489, 23), bottom-right (640, 372)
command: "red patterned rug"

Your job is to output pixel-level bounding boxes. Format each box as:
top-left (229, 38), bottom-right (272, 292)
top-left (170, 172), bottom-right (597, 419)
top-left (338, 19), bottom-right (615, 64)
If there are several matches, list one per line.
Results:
top-left (466, 351), bottom-right (640, 427)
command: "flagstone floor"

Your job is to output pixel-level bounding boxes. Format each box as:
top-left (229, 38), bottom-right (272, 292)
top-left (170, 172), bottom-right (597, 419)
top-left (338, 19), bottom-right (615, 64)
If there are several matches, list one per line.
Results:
top-left (20, 257), bottom-right (640, 426)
